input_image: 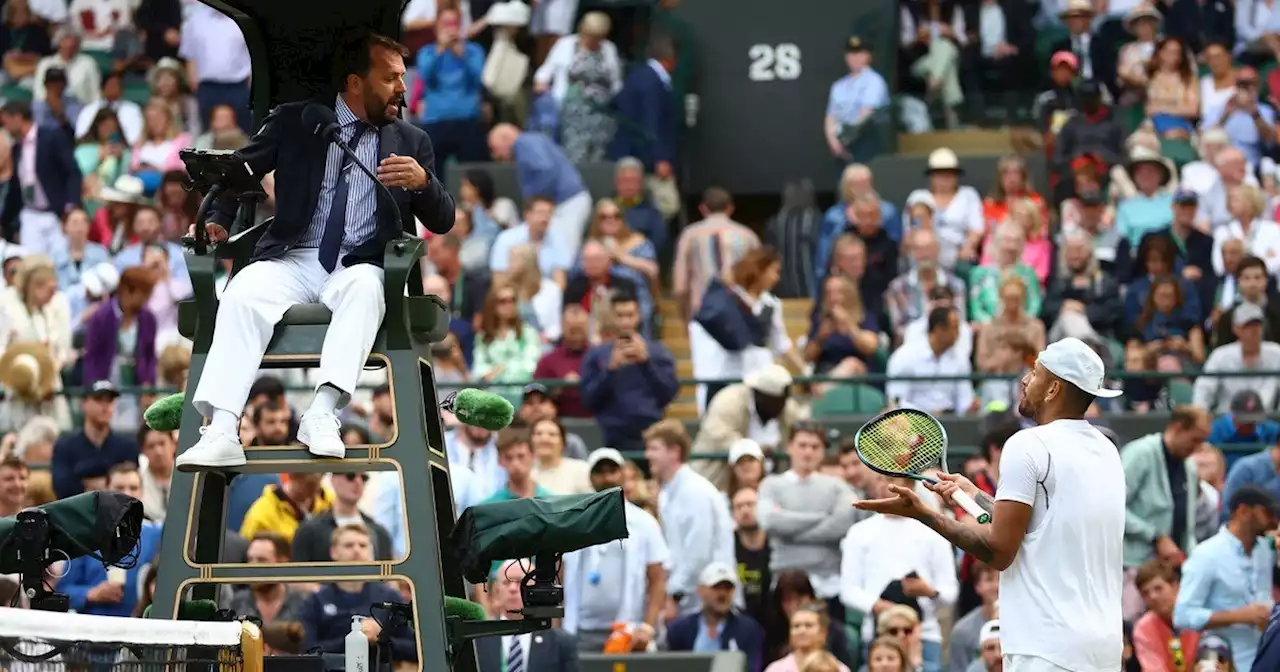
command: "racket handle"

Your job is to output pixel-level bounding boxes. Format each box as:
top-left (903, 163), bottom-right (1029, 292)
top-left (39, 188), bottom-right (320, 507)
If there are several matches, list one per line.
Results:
top-left (954, 491), bottom-right (992, 525)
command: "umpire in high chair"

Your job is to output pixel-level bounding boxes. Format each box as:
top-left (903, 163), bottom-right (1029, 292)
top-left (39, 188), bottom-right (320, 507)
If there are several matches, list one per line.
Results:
top-left (175, 31), bottom-right (455, 472)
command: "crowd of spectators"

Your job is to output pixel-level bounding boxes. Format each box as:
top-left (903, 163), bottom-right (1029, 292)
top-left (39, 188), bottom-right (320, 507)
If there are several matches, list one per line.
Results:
top-left (0, 1), bottom-right (1278, 672)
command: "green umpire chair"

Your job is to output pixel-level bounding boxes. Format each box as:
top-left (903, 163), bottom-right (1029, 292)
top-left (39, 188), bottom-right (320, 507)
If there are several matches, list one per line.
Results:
top-left (147, 2), bottom-right (481, 671)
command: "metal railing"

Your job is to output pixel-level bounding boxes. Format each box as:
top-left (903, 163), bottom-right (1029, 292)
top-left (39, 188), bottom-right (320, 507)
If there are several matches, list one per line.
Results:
top-left (44, 368), bottom-right (1280, 398)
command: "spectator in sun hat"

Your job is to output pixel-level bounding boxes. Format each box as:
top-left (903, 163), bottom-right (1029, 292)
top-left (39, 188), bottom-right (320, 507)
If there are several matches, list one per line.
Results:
top-left (1116, 147), bottom-right (1176, 248)
top-left (1050, 0), bottom-right (1107, 84)
top-left (693, 364), bottom-right (811, 490)
top-left (1033, 51), bottom-right (1081, 136)
top-left (0, 341), bottom-right (57, 431)
top-left (1208, 390), bottom-right (1280, 453)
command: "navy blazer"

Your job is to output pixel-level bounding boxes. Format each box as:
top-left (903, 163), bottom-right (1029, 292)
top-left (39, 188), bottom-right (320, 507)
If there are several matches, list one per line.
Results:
top-left (475, 629), bottom-right (580, 672)
top-left (212, 99), bottom-right (455, 267)
top-left (608, 63), bottom-right (677, 172)
top-left (666, 611), bottom-right (766, 672)
top-left (1, 122), bottom-right (82, 237)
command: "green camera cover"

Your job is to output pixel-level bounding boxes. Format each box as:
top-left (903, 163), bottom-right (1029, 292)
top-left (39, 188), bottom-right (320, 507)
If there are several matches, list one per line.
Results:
top-left (449, 488), bottom-right (628, 583)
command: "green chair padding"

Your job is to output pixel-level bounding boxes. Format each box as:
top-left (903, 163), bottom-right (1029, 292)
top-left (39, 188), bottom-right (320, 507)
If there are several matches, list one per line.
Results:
top-left (1034, 27), bottom-right (1070, 74)
top-left (1168, 379), bottom-right (1195, 405)
top-left (1159, 138), bottom-right (1199, 169)
top-left (123, 80), bottom-right (152, 105)
top-left (85, 50), bottom-right (115, 76)
top-left (0, 84), bottom-right (32, 103)
top-left (812, 384), bottom-right (887, 417)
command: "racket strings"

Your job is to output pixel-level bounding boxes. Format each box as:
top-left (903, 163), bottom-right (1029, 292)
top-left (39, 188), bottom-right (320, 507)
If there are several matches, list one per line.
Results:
top-left (857, 414), bottom-right (947, 475)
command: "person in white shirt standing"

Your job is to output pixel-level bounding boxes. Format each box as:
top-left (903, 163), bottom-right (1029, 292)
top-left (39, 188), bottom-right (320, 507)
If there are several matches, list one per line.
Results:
top-left (839, 474), bottom-right (959, 670)
top-left (561, 448), bottom-right (668, 652)
top-left (886, 306), bottom-right (976, 414)
top-left (758, 424), bottom-right (858, 619)
top-left (857, 337), bottom-right (1126, 672)
top-left (644, 419), bottom-right (737, 618)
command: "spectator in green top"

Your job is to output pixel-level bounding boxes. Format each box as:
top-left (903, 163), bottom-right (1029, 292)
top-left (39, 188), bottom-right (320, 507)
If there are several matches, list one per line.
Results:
top-left (968, 222), bottom-right (1042, 324)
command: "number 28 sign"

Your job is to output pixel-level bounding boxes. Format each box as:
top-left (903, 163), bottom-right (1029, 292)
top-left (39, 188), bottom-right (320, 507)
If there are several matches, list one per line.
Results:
top-left (747, 43), bottom-right (802, 82)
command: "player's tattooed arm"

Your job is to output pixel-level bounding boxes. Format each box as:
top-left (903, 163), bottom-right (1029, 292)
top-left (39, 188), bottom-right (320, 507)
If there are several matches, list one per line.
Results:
top-left (921, 510), bottom-right (996, 564)
top-left (974, 491), bottom-right (996, 516)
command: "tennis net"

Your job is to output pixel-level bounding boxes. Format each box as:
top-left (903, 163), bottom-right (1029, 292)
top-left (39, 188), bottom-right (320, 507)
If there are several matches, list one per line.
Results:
top-left (0, 606), bottom-right (263, 672)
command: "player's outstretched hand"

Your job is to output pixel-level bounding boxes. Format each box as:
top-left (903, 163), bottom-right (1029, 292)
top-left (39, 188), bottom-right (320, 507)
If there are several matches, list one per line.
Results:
top-left (855, 483), bottom-right (931, 520)
top-left (927, 472), bottom-right (979, 508)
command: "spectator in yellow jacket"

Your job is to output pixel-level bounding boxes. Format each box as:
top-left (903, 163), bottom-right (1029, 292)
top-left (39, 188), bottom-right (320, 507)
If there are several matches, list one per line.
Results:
top-left (240, 472), bottom-right (334, 543)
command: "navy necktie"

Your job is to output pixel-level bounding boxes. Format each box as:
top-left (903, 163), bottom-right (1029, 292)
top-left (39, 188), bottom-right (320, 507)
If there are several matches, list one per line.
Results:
top-left (319, 124), bottom-right (371, 272)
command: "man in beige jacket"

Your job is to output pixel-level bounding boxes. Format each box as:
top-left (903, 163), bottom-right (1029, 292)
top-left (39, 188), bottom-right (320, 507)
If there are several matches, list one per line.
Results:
top-left (691, 365), bottom-right (810, 489)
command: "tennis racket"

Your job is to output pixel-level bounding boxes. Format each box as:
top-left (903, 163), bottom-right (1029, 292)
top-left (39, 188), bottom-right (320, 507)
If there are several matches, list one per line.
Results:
top-left (853, 408), bottom-right (992, 524)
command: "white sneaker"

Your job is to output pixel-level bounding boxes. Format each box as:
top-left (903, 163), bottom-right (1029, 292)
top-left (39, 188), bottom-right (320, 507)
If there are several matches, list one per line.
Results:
top-left (175, 426), bottom-right (247, 472)
top-left (298, 411), bottom-right (345, 459)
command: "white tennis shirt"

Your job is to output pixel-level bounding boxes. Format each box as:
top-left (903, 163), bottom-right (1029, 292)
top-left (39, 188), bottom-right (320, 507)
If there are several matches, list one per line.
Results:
top-left (995, 419), bottom-right (1125, 671)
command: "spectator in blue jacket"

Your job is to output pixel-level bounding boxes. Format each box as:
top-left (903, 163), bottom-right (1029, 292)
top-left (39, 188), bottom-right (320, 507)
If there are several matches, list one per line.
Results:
top-left (57, 463), bottom-right (162, 617)
top-left (1209, 390), bottom-right (1280, 457)
top-left (666, 562), bottom-right (766, 672)
top-left (50, 381), bottom-right (139, 499)
top-left (488, 123), bottom-right (593, 254)
top-left (413, 6), bottom-right (488, 184)
top-left (579, 290), bottom-right (679, 451)
top-left (607, 37), bottom-right (677, 181)
top-left (1220, 438), bottom-right (1280, 523)
top-left (299, 524), bottom-right (417, 662)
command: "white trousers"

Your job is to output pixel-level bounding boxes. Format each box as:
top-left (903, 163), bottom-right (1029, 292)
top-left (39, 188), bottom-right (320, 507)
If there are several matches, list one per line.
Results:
top-left (19, 208), bottom-right (65, 258)
top-left (192, 248), bottom-right (386, 418)
top-left (1003, 654), bottom-right (1076, 672)
top-left (552, 190), bottom-right (593, 254)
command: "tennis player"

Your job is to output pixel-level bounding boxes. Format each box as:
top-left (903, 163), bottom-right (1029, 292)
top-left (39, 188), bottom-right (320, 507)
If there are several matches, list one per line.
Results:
top-left (856, 338), bottom-right (1125, 672)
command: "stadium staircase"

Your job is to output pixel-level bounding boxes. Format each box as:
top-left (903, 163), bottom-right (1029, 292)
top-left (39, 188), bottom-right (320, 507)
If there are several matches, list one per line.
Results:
top-left (661, 296), bottom-right (814, 421)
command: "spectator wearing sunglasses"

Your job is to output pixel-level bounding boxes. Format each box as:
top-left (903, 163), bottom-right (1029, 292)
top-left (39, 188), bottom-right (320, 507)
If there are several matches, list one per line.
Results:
top-left (290, 470), bottom-right (395, 562)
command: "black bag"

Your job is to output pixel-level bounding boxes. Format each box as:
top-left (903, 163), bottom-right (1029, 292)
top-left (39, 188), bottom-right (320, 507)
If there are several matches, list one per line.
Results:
top-left (693, 235), bottom-right (771, 351)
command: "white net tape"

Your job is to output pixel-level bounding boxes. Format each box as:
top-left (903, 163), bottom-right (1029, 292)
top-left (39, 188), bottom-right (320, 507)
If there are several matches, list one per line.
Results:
top-left (0, 607), bottom-right (248, 672)
top-left (0, 607), bottom-right (243, 648)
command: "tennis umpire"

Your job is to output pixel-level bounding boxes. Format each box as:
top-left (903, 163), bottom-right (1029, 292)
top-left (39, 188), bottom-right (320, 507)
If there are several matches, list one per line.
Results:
top-left (857, 338), bottom-right (1125, 671)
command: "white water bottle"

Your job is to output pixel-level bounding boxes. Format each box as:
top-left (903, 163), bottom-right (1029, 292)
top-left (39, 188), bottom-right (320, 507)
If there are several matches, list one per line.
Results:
top-left (346, 616), bottom-right (369, 672)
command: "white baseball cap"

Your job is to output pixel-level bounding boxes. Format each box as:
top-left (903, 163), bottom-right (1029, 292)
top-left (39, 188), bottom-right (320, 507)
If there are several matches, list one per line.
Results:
top-left (1036, 338), bottom-right (1122, 398)
top-left (728, 438), bottom-right (764, 464)
top-left (586, 447), bottom-right (625, 471)
top-left (698, 562), bottom-right (738, 587)
top-left (979, 620), bottom-right (1001, 644)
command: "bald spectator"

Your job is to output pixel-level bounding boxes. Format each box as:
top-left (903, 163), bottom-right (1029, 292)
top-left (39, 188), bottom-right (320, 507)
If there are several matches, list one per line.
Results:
top-left (565, 239), bottom-right (649, 337)
top-left (884, 227), bottom-right (966, 345)
top-left (487, 124), bottom-right (593, 254)
top-left (673, 188), bottom-right (760, 325)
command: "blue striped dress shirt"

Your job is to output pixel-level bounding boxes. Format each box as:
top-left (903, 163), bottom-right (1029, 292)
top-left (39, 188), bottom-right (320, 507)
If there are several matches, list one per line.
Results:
top-left (300, 97), bottom-right (381, 259)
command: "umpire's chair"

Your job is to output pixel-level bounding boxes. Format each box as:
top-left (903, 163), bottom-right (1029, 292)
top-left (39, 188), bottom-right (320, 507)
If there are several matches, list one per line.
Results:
top-left (147, 3), bottom-right (478, 671)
